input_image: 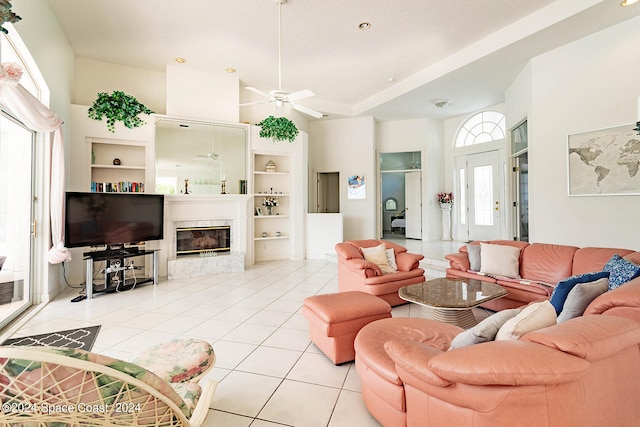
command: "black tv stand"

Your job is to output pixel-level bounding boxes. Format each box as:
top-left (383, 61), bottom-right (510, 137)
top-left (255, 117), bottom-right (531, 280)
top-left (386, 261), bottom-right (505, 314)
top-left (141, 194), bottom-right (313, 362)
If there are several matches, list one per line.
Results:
top-left (83, 249), bottom-right (159, 299)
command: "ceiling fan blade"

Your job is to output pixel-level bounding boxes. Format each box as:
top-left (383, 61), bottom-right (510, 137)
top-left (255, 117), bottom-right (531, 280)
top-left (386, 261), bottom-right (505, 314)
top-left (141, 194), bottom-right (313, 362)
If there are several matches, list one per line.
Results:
top-left (287, 89), bottom-right (315, 101)
top-left (291, 103), bottom-right (324, 119)
top-left (238, 101), bottom-right (267, 107)
top-left (245, 87), bottom-right (271, 98)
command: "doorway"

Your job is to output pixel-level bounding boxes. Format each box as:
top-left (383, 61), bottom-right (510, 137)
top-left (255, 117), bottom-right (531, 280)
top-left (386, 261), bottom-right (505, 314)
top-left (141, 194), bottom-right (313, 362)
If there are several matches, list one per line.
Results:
top-left (0, 111), bottom-right (35, 329)
top-left (380, 151), bottom-right (422, 239)
top-left (316, 172), bottom-right (340, 213)
top-left (513, 152), bottom-right (529, 241)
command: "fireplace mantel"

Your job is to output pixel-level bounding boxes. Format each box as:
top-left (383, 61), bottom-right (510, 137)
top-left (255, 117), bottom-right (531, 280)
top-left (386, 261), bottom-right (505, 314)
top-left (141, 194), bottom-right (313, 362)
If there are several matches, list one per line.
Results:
top-left (157, 194), bottom-right (253, 277)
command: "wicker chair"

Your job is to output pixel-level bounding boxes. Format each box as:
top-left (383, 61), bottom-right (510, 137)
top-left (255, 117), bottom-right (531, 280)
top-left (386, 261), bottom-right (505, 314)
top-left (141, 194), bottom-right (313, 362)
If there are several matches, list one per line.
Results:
top-left (0, 342), bottom-right (216, 427)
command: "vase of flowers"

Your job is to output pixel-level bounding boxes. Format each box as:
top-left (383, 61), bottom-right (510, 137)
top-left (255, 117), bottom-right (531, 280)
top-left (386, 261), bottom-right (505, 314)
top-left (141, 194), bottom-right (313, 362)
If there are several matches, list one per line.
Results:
top-left (263, 196), bottom-right (279, 215)
top-left (437, 192), bottom-right (453, 209)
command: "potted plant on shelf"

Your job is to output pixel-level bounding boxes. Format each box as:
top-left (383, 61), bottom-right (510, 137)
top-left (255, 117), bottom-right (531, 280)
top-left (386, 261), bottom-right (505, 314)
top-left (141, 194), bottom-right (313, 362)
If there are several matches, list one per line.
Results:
top-left (87, 90), bottom-right (154, 133)
top-left (257, 115), bottom-right (299, 142)
top-left (262, 196), bottom-right (279, 215)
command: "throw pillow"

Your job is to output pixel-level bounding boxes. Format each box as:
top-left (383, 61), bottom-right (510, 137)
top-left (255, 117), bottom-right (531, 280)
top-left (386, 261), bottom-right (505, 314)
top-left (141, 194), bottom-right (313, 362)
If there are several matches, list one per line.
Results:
top-left (557, 277), bottom-right (609, 323)
top-left (480, 243), bottom-right (521, 278)
top-left (603, 254), bottom-right (640, 290)
top-left (385, 248), bottom-right (398, 272)
top-left (466, 244), bottom-right (481, 272)
top-left (495, 301), bottom-right (557, 341)
top-left (549, 271), bottom-right (610, 315)
top-left (361, 244), bottom-right (395, 274)
top-left (449, 307), bottom-right (523, 350)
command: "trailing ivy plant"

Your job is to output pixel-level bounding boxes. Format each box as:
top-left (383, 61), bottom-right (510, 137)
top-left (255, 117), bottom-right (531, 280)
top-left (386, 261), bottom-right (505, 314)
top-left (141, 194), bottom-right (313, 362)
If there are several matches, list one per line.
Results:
top-left (257, 115), bottom-right (299, 143)
top-left (0, 0), bottom-right (21, 34)
top-left (87, 91), bottom-right (154, 133)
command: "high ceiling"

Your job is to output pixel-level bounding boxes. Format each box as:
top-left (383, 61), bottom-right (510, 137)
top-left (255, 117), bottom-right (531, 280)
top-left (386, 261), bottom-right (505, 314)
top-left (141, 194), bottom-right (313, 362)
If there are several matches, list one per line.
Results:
top-left (44, 0), bottom-right (640, 120)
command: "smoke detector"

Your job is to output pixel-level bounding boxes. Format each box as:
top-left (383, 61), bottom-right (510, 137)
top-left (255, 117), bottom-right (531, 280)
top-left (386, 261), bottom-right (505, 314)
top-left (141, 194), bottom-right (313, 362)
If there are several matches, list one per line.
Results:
top-left (434, 99), bottom-right (451, 108)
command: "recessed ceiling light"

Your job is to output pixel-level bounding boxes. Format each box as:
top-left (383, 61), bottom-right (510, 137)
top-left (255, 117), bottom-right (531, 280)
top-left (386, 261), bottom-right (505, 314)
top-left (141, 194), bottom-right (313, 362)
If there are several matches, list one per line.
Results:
top-left (226, 67), bottom-right (236, 73)
top-left (175, 57), bottom-right (186, 64)
top-left (358, 22), bottom-right (371, 30)
top-left (621, 0), bottom-right (639, 6)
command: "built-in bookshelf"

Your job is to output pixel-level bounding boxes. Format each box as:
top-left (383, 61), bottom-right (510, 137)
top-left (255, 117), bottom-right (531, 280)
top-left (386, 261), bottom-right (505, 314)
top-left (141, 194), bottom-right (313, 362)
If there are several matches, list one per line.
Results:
top-left (89, 138), bottom-right (149, 193)
top-left (253, 152), bottom-right (291, 262)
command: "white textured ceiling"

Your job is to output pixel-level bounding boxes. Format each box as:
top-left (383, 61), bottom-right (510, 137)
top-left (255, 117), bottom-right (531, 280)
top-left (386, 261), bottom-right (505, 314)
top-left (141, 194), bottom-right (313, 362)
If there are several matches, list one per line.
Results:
top-left (44, 0), bottom-right (640, 120)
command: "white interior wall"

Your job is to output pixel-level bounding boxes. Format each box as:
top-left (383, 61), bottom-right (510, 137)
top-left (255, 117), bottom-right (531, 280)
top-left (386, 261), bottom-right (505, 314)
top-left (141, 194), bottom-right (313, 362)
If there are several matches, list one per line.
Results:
top-left (308, 117), bottom-right (376, 241)
top-left (376, 119), bottom-right (444, 241)
top-left (75, 58), bottom-right (166, 115)
top-left (524, 14), bottom-right (640, 250)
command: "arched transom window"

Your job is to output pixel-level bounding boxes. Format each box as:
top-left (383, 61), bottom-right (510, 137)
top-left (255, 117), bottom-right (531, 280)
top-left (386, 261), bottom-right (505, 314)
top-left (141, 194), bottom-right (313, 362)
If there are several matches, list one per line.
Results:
top-left (455, 111), bottom-right (506, 147)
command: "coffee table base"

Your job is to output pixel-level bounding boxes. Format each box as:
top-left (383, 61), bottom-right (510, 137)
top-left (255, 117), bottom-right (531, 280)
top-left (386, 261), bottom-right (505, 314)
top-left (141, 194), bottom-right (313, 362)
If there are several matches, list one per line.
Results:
top-left (432, 308), bottom-right (477, 329)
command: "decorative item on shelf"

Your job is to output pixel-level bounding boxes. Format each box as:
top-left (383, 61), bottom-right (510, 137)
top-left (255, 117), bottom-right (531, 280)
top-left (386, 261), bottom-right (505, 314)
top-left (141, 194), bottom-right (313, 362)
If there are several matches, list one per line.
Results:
top-left (220, 180), bottom-right (227, 194)
top-left (87, 90), bottom-right (154, 133)
top-left (275, 231), bottom-right (281, 237)
top-left (239, 180), bottom-right (247, 194)
top-left (265, 160), bottom-right (276, 172)
top-left (91, 148), bottom-right (95, 164)
top-left (0, 1), bottom-right (20, 34)
top-left (261, 232), bottom-right (268, 238)
top-left (112, 158), bottom-right (121, 166)
top-left (184, 179), bottom-right (190, 194)
top-left (634, 121), bottom-right (640, 136)
top-left (437, 192), bottom-right (453, 241)
top-left (257, 115), bottom-right (299, 142)
top-left (263, 196), bottom-right (279, 215)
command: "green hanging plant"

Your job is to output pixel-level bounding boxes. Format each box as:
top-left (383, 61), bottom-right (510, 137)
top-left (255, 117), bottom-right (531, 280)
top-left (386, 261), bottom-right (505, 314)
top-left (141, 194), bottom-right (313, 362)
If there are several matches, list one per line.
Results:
top-left (0, 0), bottom-right (21, 34)
top-left (87, 91), bottom-right (154, 133)
top-left (257, 115), bottom-right (299, 143)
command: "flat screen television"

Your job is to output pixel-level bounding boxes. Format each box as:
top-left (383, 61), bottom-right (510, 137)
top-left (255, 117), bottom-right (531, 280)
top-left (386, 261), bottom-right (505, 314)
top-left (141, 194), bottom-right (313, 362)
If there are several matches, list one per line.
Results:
top-left (64, 192), bottom-right (164, 249)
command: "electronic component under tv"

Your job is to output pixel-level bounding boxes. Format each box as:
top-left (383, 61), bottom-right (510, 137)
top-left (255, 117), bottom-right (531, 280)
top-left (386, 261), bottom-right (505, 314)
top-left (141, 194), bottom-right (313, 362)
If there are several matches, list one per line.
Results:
top-left (64, 192), bottom-right (164, 250)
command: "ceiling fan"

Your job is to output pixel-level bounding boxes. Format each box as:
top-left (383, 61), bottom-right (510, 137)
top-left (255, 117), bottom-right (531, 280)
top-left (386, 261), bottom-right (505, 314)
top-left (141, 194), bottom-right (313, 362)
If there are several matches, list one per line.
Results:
top-left (239, 0), bottom-right (323, 119)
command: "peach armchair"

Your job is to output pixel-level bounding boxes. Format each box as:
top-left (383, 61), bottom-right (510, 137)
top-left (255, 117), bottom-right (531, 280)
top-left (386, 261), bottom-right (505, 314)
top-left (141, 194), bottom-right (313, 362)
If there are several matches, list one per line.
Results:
top-left (335, 239), bottom-right (425, 306)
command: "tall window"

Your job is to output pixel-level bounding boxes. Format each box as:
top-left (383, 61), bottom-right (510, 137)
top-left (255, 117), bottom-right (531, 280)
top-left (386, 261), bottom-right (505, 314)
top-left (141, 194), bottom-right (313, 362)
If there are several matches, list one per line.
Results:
top-left (455, 111), bottom-right (505, 147)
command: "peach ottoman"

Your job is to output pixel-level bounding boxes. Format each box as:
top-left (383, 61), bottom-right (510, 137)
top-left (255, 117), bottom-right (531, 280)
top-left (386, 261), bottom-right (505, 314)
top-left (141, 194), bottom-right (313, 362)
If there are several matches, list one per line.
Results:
top-left (303, 291), bottom-right (392, 364)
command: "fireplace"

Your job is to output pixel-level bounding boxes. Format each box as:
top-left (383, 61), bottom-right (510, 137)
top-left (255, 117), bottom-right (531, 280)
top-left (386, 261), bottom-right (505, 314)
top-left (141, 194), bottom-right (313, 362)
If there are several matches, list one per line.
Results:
top-left (176, 226), bottom-right (231, 256)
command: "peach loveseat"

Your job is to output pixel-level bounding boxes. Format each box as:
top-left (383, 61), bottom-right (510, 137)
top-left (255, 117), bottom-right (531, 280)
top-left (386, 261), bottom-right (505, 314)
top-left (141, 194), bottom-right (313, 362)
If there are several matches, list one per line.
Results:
top-left (355, 274), bottom-right (640, 427)
top-left (335, 239), bottom-right (425, 306)
top-left (445, 240), bottom-right (640, 311)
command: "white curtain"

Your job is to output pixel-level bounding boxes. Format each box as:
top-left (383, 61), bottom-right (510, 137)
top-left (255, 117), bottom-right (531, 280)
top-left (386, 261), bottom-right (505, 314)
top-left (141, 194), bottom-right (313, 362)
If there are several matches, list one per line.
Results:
top-left (0, 62), bottom-right (70, 264)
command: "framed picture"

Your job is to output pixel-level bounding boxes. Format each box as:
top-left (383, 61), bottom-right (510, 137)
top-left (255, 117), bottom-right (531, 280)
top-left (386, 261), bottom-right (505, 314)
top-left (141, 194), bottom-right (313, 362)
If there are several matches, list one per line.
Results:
top-left (347, 175), bottom-right (366, 200)
top-left (568, 123), bottom-right (640, 196)
top-left (255, 207), bottom-right (263, 216)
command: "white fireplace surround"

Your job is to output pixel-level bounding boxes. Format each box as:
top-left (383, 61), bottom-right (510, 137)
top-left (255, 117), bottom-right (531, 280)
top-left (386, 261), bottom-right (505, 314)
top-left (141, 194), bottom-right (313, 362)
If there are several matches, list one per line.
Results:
top-left (158, 194), bottom-right (253, 278)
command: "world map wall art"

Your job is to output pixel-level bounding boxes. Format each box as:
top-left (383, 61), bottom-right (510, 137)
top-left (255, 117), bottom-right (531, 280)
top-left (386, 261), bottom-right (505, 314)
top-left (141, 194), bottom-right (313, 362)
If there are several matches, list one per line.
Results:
top-left (568, 123), bottom-right (640, 196)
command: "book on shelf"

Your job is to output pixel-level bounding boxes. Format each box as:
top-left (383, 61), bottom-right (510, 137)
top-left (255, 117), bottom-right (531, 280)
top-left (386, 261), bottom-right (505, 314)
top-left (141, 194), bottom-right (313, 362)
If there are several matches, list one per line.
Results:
top-left (91, 181), bottom-right (145, 193)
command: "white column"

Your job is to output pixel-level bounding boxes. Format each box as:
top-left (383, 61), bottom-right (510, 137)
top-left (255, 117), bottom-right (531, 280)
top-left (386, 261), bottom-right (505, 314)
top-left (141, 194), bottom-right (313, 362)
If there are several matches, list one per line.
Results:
top-left (440, 203), bottom-right (452, 240)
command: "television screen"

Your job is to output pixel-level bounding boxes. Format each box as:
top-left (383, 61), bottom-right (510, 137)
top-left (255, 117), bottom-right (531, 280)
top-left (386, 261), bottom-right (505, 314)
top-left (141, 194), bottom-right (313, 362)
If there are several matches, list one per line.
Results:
top-left (64, 192), bottom-right (164, 248)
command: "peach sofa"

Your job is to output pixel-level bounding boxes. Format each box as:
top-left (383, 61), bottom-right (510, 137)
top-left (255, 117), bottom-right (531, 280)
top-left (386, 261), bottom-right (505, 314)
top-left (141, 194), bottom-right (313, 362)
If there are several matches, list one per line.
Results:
top-left (445, 240), bottom-right (640, 310)
top-left (355, 274), bottom-right (640, 427)
top-left (335, 239), bottom-right (426, 306)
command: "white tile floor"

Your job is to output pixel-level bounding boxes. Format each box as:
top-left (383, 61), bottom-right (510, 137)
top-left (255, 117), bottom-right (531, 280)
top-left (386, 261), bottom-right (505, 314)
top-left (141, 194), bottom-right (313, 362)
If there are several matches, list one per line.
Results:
top-left (2, 239), bottom-right (489, 427)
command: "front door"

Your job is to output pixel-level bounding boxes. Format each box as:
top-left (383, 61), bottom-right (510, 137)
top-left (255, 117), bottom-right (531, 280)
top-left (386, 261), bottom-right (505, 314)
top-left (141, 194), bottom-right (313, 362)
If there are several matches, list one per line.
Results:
top-left (466, 151), bottom-right (502, 241)
top-left (404, 171), bottom-right (422, 239)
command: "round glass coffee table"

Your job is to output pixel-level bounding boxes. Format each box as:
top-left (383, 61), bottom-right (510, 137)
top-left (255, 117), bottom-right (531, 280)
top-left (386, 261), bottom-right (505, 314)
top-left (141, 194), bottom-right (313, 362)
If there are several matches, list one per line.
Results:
top-left (399, 278), bottom-right (507, 329)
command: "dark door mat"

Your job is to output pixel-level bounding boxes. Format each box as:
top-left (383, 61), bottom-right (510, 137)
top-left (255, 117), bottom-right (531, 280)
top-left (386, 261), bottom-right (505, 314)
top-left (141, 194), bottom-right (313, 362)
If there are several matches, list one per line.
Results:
top-left (2, 325), bottom-right (101, 351)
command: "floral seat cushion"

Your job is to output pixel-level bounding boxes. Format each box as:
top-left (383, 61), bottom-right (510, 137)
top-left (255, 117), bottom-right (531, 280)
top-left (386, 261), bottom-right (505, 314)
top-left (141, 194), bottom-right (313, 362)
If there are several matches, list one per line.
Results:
top-left (131, 338), bottom-right (215, 383)
top-left (170, 381), bottom-right (203, 415)
top-left (0, 346), bottom-right (193, 422)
